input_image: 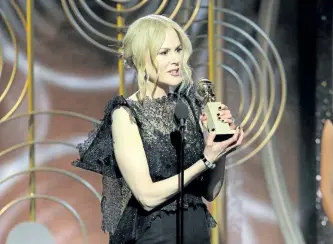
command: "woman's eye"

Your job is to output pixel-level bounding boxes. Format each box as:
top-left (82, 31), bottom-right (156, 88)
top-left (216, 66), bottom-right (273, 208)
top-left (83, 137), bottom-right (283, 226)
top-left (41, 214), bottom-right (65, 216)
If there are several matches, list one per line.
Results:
top-left (176, 48), bottom-right (183, 52)
top-left (160, 51), bottom-right (168, 55)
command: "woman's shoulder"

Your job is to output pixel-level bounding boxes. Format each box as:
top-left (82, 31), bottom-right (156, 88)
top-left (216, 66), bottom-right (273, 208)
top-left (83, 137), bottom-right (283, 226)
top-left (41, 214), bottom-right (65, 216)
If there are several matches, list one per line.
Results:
top-left (183, 84), bottom-right (204, 108)
top-left (127, 91), bottom-right (140, 102)
top-left (104, 92), bottom-right (137, 113)
top-left (110, 92), bottom-right (140, 125)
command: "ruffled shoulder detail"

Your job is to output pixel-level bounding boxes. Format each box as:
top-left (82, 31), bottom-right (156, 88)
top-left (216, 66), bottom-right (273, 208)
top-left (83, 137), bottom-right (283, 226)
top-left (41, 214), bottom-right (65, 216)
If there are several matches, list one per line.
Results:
top-left (72, 95), bottom-right (128, 175)
top-left (72, 95), bottom-right (135, 234)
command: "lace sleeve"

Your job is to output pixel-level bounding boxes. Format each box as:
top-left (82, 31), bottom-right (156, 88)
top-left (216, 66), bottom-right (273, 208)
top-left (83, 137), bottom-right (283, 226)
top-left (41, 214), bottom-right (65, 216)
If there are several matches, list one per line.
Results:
top-left (72, 95), bottom-right (136, 234)
top-left (72, 96), bottom-right (126, 175)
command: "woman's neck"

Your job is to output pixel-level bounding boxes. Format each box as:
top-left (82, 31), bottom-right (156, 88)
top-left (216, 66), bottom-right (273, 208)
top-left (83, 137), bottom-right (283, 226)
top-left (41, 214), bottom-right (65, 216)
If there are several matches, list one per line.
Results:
top-left (145, 81), bottom-right (169, 99)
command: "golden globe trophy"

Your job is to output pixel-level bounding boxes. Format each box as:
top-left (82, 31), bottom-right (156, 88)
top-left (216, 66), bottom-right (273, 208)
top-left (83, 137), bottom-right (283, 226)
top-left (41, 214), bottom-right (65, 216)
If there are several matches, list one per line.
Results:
top-left (197, 78), bottom-right (235, 141)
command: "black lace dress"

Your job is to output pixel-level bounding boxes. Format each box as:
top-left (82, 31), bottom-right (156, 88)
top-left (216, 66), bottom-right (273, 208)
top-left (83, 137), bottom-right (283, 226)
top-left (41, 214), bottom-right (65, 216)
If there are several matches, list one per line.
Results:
top-left (72, 86), bottom-right (217, 243)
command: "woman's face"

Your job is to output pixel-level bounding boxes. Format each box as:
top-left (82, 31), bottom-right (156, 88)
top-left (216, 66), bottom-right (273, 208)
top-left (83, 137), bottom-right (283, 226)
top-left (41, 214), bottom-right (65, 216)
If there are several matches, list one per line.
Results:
top-left (145, 28), bottom-right (184, 88)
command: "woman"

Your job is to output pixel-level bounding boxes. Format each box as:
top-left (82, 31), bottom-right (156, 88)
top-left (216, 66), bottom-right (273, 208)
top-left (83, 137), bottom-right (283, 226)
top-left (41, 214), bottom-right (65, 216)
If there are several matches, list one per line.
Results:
top-left (73, 14), bottom-right (244, 244)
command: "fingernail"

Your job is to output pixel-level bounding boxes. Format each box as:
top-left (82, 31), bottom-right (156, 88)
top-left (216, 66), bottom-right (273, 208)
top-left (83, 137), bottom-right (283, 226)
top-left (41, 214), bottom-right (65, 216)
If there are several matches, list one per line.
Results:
top-left (217, 113), bottom-right (220, 116)
top-left (218, 106), bottom-right (221, 110)
top-left (212, 128), bottom-right (215, 131)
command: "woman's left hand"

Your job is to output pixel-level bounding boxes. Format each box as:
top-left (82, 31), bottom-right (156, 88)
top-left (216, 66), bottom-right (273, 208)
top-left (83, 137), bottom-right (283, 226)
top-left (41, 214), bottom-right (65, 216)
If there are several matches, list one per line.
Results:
top-left (216, 104), bottom-right (237, 129)
top-left (200, 103), bottom-right (237, 130)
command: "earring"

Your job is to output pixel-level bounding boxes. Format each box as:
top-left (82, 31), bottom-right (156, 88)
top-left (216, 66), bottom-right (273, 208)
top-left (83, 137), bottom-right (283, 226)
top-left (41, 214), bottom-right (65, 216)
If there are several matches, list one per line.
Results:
top-left (124, 59), bottom-right (130, 69)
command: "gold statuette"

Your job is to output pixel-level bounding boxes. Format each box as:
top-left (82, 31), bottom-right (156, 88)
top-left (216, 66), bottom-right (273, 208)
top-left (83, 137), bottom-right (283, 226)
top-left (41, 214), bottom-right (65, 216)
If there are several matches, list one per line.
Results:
top-left (197, 78), bottom-right (235, 140)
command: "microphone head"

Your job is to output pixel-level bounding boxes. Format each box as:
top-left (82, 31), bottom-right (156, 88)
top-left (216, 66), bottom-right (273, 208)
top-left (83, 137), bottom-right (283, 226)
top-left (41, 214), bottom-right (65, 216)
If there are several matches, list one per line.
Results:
top-left (175, 101), bottom-right (189, 120)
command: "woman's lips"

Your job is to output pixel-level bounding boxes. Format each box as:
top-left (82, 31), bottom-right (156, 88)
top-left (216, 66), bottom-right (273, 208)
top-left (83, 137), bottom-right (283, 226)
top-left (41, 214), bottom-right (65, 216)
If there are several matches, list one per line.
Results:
top-left (168, 69), bottom-right (179, 76)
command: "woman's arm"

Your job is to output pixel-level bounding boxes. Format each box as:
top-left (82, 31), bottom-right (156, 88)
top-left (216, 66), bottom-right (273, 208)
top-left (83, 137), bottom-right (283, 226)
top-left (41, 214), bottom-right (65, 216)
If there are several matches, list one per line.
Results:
top-left (198, 106), bottom-right (242, 201)
top-left (200, 156), bottom-right (226, 201)
top-left (112, 107), bottom-right (209, 212)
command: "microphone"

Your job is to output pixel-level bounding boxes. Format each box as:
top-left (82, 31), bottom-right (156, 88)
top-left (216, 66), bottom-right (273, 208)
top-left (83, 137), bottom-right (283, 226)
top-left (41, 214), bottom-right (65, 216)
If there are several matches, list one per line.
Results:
top-left (174, 101), bottom-right (189, 129)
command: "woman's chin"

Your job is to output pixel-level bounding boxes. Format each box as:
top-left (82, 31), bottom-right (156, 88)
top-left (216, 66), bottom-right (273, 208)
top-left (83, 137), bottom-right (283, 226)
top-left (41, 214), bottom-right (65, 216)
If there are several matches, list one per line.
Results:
top-left (156, 76), bottom-right (184, 89)
top-left (165, 77), bottom-right (183, 87)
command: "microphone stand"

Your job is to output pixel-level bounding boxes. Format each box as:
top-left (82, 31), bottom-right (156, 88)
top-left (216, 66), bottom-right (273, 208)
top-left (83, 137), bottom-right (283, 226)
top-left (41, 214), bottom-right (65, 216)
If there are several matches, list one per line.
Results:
top-left (178, 119), bottom-right (186, 244)
top-left (173, 96), bottom-right (188, 244)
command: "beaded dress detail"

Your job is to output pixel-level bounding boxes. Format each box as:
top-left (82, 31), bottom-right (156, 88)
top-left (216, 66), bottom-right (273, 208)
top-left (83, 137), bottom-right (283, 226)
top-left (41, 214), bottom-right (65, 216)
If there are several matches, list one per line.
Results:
top-left (72, 86), bottom-right (217, 243)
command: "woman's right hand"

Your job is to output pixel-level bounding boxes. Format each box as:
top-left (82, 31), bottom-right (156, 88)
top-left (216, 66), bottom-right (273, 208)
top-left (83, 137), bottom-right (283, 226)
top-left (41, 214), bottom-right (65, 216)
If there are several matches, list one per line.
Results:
top-left (203, 127), bottom-right (244, 163)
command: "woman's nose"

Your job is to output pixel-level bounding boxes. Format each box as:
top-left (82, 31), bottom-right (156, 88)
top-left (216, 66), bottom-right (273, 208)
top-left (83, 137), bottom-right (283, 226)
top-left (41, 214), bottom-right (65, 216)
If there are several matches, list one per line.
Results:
top-left (170, 52), bottom-right (180, 64)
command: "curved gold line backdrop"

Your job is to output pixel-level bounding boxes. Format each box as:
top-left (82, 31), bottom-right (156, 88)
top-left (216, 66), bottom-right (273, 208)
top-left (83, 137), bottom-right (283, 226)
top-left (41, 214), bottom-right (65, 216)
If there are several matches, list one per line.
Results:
top-left (0, 1), bottom-right (297, 244)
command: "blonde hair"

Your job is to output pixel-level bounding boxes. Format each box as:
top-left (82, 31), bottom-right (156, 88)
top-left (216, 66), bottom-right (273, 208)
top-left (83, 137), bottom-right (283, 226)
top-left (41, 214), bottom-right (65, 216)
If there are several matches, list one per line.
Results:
top-left (121, 14), bottom-right (193, 100)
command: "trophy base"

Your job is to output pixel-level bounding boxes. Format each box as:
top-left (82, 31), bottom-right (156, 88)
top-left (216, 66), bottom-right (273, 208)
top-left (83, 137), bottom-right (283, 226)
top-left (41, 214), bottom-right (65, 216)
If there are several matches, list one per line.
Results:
top-left (204, 102), bottom-right (235, 142)
top-left (213, 134), bottom-right (234, 142)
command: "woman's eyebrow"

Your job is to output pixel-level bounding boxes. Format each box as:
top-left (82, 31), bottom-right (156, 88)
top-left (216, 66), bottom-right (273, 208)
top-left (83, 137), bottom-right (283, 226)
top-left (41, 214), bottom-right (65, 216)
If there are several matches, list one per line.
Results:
top-left (159, 44), bottom-right (182, 50)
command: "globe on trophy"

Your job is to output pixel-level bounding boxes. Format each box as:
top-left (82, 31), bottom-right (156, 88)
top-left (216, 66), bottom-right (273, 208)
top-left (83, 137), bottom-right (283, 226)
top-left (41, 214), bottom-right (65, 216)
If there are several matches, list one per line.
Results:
top-left (197, 78), bottom-right (235, 141)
